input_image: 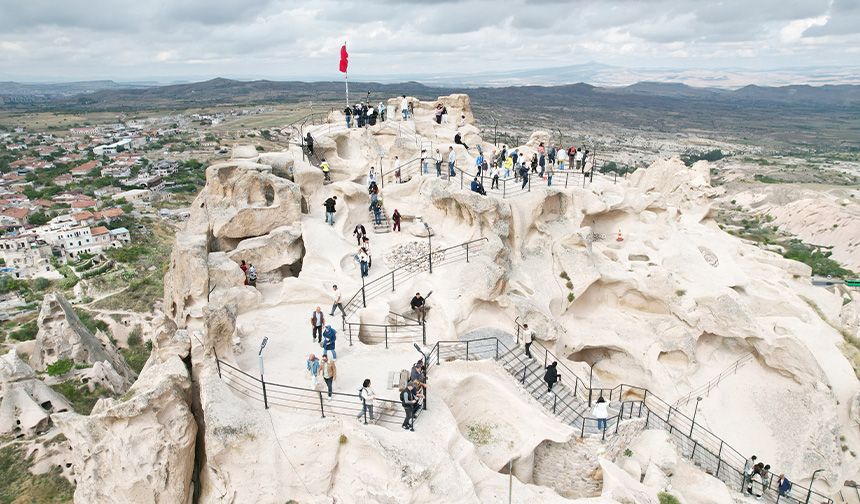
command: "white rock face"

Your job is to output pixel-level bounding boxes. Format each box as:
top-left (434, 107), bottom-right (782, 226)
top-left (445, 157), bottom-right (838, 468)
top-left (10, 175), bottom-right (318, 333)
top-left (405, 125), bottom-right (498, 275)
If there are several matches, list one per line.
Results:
top-left (226, 224), bottom-right (304, 278)
top-left (55, 356), bottom-right (196, 504)
top-left (0, 349), bottom-right (72, 437)
top-left (29, 293), bottom-right (134, 389)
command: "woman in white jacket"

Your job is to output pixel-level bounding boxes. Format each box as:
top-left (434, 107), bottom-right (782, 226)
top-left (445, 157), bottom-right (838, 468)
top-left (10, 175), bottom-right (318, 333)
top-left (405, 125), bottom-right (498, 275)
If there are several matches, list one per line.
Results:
top-left (357, 378), bottom-right (376, 423)
top-left (592, 396), bottom-right (609, 431)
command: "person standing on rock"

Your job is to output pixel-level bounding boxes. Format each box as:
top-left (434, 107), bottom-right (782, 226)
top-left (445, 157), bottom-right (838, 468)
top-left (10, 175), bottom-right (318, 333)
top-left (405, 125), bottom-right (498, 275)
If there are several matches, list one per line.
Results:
top-left (311, 307), bottom-right (325, 343)
top-left (490, 162), bottom-right (500, 190)
top-left (475, 152), bottom-right (485, 177)
top-left (435, 149), bottom-right (443, 177)
top-left (358, 248), bottom-right (370, 278)
top-left (306, 133), bottom-right (314, 156)
top-left (344, 106), bottom-right (352, 128)
top-left (394, 156), bottom-right (402, 183)
top-left (362, 236), bottom-right (372, 269)
top-left (421, 150), bottom-right (428, 175)
top-left (240, 260), bottom-right (249, 286)
top-left (392, 209), bottom-right (401, 232)
top-left (370, 199), bottom-right (382, 226)
top-left (401, 382), bottom-right (417, 431)
top-left (322, 324), bottom-right (337, 360)
top-left (400, 95), bottom-right (409, 120)
top-left (522, 323), bottom-right (535, 358)
top-left (557, 146), bottom-right (567, 171)
top-left (544, 361), bottom-right (560, 394)
top-left (368, 167), bottom-right (377, 188)
top-left (546, 162), bottom-right (554, 187)
top-left (743, 455), bottom-right (758, 494)
top-left (321, 355), bottom-right (336, 399)
top-left (247, 263), bottom-right (257, 288)
top-left (593, 396), bottom-right (609, 432)
top-left (320, 158), bottom-right (331, 182)
top-left (503, 154), bottom-right (513, 179)
top-left (548, 145), bottom-right (556, 166)
top-left (447, 147), bottom-right (456, 177)
top-left (520, 162), bottom-right (530, 190)
top-left (582, 150), bottom-right (590, 175)
top-left (410, 292), bottom-right (426, 323)
top-left (379, 102), bottom-right (386, 122)
top-left (538, 151), bottom-right (546, 177)
top-left (306, 353), bottom-right (320, 388)
top-left (353, 224), bottom-right (367, 246)
top-left (329, 285), bottom-right (346, 317)
top-left (323, 195), bottom-right (338, 226)
top-left (357, 378), bottom-right (376, 423)
top-left (434, 103), bottom-right (444, 124)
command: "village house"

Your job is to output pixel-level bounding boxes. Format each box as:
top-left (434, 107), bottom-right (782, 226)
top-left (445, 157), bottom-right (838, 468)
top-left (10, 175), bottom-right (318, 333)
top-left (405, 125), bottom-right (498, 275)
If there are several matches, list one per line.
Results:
top-left (0, 234), bottom-right (59, 280)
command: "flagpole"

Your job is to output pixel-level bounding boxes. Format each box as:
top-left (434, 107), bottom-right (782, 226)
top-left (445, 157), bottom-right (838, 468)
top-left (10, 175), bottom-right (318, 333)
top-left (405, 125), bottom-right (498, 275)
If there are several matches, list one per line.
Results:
top-left (345, 72), bottom-right (349, 108)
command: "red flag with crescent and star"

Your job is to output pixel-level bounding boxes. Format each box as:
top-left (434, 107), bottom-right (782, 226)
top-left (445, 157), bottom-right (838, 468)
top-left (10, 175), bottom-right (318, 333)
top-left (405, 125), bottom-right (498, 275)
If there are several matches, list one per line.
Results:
top-left (339, 44), bottom-right (349, 73)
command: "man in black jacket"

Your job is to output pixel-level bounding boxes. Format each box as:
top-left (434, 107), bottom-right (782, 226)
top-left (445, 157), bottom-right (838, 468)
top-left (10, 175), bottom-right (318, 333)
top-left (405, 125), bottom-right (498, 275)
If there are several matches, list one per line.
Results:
top-left (323, 195), bottom-right (338, 226)
top-left (410, 292), bottom-right (426, 323)
top-left (401, 382), bottom-right (417, 431)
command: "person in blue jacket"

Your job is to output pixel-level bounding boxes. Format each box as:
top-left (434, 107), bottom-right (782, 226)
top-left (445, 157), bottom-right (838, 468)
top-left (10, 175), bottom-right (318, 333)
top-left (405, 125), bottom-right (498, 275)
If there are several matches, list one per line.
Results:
top-left (322, 325), bottom-right (337, 360)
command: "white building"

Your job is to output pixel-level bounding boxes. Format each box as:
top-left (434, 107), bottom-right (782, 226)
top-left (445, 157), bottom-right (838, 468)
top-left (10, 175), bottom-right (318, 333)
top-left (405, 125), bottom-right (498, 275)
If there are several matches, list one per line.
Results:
top-left (0, 235), bottom-right (61, 279)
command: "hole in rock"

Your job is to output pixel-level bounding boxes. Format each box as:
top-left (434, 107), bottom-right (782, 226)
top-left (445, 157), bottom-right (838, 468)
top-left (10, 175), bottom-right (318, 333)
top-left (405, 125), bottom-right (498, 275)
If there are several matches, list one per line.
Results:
top-left (300, 196), bottom-right (309, 214)
top-left (264, 184), bottom-right (275, 206)
top-left (657, 350), bottom-right (689, 368)
top-left (40, 400), bottom-right (53, 411)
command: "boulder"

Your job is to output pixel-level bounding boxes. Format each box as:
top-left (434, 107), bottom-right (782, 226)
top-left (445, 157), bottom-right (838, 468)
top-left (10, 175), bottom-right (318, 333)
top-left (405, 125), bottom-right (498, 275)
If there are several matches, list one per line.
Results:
top-left (599, 458), bottom-right (658, 504)
top-left (231, 145), bottom-right (259, 160)
top-left (30, 293), bottom-right (134, 388)
top-left (226, 224), bottom-right (304, 277)
top-left (202, 162), bottom-right (303, 240)
top-left (54, 356), bottom-right (196, 504)
top-left (0, 349), bottom-right (72, 437)
top-left (208, 252), bottom-right (245, 290)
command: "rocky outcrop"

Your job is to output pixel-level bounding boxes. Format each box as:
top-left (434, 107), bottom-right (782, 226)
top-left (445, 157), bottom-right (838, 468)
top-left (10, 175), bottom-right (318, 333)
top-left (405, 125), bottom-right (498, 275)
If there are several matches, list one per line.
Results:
top-left (202, 161), bottom-right (302, 240)
top-left (29, 293), bottom-right (134, 388)
top-left (226, 224), bottom-right (304, 279)
top-left (55, 356), bottom-right (196, 504)
top-left (163, 233), bottom-right (209, 328)
top-left (0, 349), bottom-right (72, 437)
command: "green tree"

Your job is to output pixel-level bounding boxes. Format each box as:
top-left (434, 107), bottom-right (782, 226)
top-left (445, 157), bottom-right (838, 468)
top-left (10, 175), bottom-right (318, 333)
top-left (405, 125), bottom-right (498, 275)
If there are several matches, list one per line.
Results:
top-left (27, 212), bottom-right (49, 226)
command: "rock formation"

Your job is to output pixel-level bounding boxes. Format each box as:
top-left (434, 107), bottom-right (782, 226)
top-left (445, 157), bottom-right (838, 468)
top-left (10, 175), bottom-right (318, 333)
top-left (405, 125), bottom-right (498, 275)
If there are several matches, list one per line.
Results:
top-left (0, 349), bottom-right (72, 436)
top-left (30, 293), bottom-right (134, 389)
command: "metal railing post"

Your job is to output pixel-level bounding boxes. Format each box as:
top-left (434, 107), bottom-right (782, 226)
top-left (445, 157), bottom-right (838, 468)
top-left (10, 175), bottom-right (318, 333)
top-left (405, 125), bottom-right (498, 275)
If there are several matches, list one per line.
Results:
top-left (349, 324), bottom-right (353, 346)
top-left (261, 375), bottom-right (269, 409)
top-left (391, 271), bottom-right (395, 291)
top-left (385, 326), bottom-right (388, 349)
top-left (495, 339), bottom-right (499, 360)
top-left (422, 324), bottom-right (426, 345)
top-left (466, 340), bottom-right (470, 360)
top-left (528, 175), bottom-right (531, 192)
top-left (502, 178), bottom-right (506, 198)
top-left (460, 169), bottom-right (463, 189)
top-left (466, 242), bottom-right (470, 262)
top-left (521, 365), bottom-right (527, 383)
top-left (319, 391), bottom-right (325, 418)
top-left (716, 441), bottom-right (723, 477)
top-left (552, 394), bottom-right (557, 414)
top-left (691, 440), bottom-right (697, 460)
top-left (361, 278), bottom-right (366, 308)
top-left (543, 348), bottom-right (548, 368)
top-left (215, 358), bottom-right (221, 379)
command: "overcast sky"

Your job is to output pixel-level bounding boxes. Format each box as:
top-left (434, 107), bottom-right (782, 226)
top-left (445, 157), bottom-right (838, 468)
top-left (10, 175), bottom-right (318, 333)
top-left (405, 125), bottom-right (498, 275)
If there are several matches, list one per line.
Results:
top-left (0, 0), bottom-right (858, 83)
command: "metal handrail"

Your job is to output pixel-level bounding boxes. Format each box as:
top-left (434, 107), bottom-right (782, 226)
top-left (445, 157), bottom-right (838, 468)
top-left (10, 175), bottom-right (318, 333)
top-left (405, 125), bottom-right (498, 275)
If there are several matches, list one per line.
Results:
top-left (214, 355), bottom-right (408, 426)
top-left (341, 237), bottom-right (489, 320)
top-left (425, 332), bottom-right (831, 504)
top-left (673, 353), bottom-right (755, 408)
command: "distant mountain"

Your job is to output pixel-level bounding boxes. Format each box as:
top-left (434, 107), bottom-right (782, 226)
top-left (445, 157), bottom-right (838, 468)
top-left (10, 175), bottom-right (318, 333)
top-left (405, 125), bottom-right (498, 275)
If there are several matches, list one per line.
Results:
top-left (2, 77), bottom-right (858, 148)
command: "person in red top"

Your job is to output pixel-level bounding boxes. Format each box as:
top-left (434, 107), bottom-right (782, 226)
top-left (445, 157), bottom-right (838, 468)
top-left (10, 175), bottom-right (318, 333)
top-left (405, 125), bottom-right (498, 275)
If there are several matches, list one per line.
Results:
top-left (240, 260), bottom-right (249, 285)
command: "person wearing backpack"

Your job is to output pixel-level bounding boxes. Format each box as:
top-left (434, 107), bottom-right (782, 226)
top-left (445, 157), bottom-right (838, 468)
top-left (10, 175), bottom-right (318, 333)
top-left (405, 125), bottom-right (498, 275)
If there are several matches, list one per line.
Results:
top-left (592, 396), bottom-right (609, 431)
top-left (544, 361), bottom-right (560, 394)
top-left (322, 324), bottom-right (337, 360)
top-left (357, 379), bottom-right (376, 423)
top-left (247, 264), bottom-right (257, 288)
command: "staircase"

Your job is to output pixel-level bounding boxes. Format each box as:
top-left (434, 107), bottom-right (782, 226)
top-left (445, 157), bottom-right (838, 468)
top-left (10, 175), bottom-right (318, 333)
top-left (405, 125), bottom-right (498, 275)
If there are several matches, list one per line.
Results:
top-left (369, 203), bottom-right (391, 234)
top-left (496, 347), bottom-right (622, 437)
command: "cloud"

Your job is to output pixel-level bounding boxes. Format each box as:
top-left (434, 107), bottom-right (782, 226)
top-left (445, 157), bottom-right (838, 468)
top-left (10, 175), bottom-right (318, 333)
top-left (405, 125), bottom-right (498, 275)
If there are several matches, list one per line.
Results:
top-left (0, 0), bottom-right (857, 81)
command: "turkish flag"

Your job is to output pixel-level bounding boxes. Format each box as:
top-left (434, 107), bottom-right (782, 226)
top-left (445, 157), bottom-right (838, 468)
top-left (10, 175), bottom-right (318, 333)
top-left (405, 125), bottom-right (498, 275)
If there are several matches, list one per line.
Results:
top-left (339, 44), bottom-right (348, 73)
